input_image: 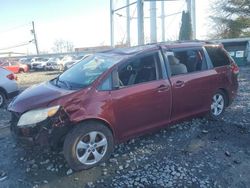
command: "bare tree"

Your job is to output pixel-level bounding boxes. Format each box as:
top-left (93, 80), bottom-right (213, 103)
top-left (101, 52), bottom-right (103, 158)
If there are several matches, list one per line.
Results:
top-left (52, 39), bottom-right (74, 53)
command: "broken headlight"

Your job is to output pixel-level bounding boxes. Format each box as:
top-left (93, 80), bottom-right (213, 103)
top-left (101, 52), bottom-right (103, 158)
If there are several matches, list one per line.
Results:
top-left (17, 106), bottom-right (60, 128)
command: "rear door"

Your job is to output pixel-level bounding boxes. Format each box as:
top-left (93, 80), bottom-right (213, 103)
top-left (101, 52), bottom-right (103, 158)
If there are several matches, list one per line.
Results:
top-left (111, 51), bottom-right (172, 140)
top-left (163, 47), bottom-right (219, 121)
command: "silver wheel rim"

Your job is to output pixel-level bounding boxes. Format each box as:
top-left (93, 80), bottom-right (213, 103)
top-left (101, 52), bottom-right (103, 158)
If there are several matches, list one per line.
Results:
top-left (0, 94), bottom-right (3, 106)
top-left (76, 131), bottom-right (108, 165)
top-left (211, 93), bottom-right (224, 116)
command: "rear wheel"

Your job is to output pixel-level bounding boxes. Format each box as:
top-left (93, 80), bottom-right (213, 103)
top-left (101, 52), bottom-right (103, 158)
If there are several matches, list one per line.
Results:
top-left (0, 91), bottom-right (6, 108)
top-left (19, 68), bottom-right (24, 73)
top-left (63, 121), bottom-right (114, 171)
top-left (209, 91), bottom-right (226, 120)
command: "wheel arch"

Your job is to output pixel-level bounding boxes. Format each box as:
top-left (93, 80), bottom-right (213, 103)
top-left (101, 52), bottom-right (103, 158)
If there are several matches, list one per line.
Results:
top-left (218, 88), bottom-right (229, 107)
top-left (19, 68), bottom-right (24, 73)
top-left (76, 118), bottom-right (116, 140)
top-left (0, 87), bottom-right (7, 98)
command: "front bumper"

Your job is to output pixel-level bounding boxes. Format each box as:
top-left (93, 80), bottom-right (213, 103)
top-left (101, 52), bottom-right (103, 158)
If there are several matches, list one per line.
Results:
top-left (10, 111), bottom-right (71, 148)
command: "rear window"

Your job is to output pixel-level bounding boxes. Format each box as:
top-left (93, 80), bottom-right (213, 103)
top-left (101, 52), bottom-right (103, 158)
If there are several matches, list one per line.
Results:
top-left (205, 46), bottom-right (230, 67)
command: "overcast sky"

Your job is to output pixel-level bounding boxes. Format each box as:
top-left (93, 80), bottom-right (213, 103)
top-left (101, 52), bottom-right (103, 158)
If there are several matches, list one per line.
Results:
top-left (0, 0), bottom-right (215, 54)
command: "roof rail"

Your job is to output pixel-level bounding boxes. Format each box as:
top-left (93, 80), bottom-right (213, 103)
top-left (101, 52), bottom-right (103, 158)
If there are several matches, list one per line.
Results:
top-left (146, 40), bottom-right (218, 46)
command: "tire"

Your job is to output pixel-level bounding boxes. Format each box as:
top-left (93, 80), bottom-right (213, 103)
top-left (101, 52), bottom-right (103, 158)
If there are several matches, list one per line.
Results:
top-left (19, 68), bottom-right (24, 73)
top-left (0, 91), bottom-right (6, 108)
top-left (63, 121), bottom-right (114, 171)
top-left (209, 90), bottom-right (226, 120)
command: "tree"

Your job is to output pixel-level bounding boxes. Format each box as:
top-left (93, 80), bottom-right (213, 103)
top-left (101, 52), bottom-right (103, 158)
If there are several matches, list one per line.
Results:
top-left (179, 11), bottom-right (193, 40)
top-left (52, 39), bottom-right (74, 53)
top-left (210, 0), bottom-right (250, 39)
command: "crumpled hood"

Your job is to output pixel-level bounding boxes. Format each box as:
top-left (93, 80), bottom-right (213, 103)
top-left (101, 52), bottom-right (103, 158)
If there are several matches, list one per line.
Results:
top-left (8, 81), bottom-right (74, 113)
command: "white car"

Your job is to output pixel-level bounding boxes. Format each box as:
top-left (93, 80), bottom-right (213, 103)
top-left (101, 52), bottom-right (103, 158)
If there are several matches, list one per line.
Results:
top-left (58, 55), bottom-right (73, 71)
top-left (31, 57), bottom-right (49, 70)
top-left (0, 67), bottom-right (19, 107)
top-left (44, 58), bottom-right (60, 70)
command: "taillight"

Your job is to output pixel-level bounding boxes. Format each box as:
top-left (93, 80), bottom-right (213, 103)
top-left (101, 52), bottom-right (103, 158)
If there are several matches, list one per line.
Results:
top-left (230, 63), bottom-right (239, 75)
top-left (6, 73), bottom-right (17, 80)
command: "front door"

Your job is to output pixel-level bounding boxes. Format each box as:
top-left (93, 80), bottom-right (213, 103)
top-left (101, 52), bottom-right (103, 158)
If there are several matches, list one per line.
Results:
top-left (111, 52), bottom-right (172, 140)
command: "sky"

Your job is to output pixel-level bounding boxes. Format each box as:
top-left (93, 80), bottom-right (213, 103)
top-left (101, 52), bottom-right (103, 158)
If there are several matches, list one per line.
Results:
top-left (0, 0), bottom-right (215, 55)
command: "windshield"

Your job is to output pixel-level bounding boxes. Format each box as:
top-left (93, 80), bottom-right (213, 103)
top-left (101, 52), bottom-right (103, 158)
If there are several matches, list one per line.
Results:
top-left (52, 54), bottom-right (120, 90)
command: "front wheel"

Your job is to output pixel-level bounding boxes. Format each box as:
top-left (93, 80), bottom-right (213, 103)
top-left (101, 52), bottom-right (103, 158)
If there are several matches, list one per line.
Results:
top-left (209, 91), bottom-right (226, 120)
top-left (63, 121), bottom-right (114, 171)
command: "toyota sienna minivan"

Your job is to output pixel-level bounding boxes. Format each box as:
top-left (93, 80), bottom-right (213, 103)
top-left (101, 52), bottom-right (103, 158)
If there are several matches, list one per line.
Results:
top-left (8, 42), bottom-right (239, 171)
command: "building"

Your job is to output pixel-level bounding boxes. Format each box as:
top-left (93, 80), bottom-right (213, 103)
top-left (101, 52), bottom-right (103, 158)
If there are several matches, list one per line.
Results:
top-left (212, 38), bottom-right (250, 66)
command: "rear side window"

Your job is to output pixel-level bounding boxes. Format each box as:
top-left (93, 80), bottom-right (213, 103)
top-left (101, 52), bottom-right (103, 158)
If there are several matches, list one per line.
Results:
top-left (164, 48), bottom-right (208, 76)
top-left (205, 46), bottom-right (230, 67)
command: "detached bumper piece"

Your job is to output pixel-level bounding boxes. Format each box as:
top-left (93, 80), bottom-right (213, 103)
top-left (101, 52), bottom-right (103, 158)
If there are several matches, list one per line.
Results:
top-left (10, 110), bottom-right (71, 148)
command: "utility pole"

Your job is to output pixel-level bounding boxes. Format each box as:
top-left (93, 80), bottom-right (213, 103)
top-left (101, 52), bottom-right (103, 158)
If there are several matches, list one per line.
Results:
top-left (31, 21), bottom-right (39, 55)
top-left (150, 0), bottom-right (157, 43)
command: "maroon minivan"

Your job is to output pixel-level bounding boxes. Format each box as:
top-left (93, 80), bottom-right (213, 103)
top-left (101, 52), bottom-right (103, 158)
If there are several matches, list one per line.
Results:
top-left (8, 42), bottom-right (239, 171)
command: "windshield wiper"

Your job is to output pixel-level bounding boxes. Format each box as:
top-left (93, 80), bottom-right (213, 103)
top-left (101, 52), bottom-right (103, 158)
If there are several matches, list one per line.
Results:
top-left (55, 77), bottom-right (72, 89)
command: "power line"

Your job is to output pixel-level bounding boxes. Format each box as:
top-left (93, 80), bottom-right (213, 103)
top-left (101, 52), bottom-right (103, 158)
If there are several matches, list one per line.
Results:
top-left (0, 40), bottom-right (33, 51)
top-left (0, 23), bottom-right (30, 35)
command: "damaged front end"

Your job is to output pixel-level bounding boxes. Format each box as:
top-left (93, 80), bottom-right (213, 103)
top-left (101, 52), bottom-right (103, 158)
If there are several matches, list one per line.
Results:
top-left (10, 106), bottom-right (71, 148)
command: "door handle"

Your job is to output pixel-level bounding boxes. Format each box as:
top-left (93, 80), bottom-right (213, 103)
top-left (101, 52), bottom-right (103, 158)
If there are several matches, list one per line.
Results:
top-left (174, 80), bottom-right (185, 88)
top-left (157, 84), bottom-right (170, 92)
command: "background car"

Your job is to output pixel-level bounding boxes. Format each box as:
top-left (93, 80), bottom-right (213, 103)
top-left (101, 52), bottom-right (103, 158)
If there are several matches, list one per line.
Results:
top-left (64, 54), bottom-right (91, 71)
top-left (0, 67), bottom-right (18, 107)
top-left (57, 55), bottom-right (73, 71)
top-left (0, 61), bottom-right (29, 74)
top-left (44, 58), bottom-right (60, 70)
top-left (31, 57), bottom-right (49, 70)
top-left (19, 58), bottom-right (32, 69)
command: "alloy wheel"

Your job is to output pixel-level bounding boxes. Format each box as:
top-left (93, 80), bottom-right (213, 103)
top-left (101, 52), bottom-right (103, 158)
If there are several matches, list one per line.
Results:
top-left (211, 93), bottom-right (225, 116)
top-left (76, 131), bottom-right (108, 165)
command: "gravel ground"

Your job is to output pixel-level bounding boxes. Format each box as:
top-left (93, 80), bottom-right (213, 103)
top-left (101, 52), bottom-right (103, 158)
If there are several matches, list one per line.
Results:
top-left (16, 70), bottom-right (60, 90)
top-left (0, 67), bottom-right (249, 188)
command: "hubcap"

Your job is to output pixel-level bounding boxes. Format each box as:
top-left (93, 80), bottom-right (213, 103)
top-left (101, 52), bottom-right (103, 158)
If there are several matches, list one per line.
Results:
top-left (76, 131), bottom-right (107, 165)
top-left (211, 93), bottom-right (224, 116)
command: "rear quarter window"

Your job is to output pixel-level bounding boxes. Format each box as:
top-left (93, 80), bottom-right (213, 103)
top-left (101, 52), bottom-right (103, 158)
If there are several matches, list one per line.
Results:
top-left (205, 46), bottom-right (230, 67)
